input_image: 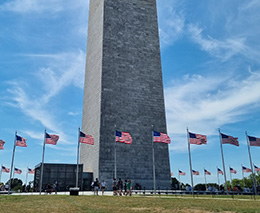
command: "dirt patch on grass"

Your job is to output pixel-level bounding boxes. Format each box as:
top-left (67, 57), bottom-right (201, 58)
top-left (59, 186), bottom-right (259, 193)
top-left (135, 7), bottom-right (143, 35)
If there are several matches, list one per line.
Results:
top-left (129, 207), bottom-right (219, 213)
top-left (130, 207), bottom-right (153, 211)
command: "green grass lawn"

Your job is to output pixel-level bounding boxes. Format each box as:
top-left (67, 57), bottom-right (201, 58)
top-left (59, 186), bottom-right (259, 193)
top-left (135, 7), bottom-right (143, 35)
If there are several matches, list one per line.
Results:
top-left (0, 195), bottom-right (260, 213)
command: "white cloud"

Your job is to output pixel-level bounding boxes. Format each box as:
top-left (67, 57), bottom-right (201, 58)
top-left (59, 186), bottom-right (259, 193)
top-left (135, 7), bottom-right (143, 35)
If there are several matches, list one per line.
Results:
top-left (6, 85), bottom-right (71, 145)
top-left (157, 0), bottom-right (185, 48)
top-left (22, 130), bottom-right (44, 141)
top-left (0, 0), bottom-right (63, 13)
top-left (240, 0), bottom-right (260, 10)
top-left (0, 0), bottom-right (89, 14)
top-left (183, 0), bottom-right (260, 63)
top-left (188, 24), bottom-right (247, 61)
top-left (5, 51), bottom-right (86, 144)
top-left (165, 71), bottom-right (260, 151)
top-left (68, 112), bottom-right (80, 116)
top-left (24, 50), bottom-right (86, 103)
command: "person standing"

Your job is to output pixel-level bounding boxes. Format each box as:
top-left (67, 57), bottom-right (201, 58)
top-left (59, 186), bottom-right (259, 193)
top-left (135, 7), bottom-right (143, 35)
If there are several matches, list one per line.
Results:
top-left (100, 180), bottom-right (106, 195)
top-left (117, 178), bottom-right (123, 196)
top-left (5, 183), bottom-right (9, 191)
top-left (112, 178), bottom-right (117, 196)
top-left (124, 180), bottom-right (127, 195)
top-left (126, 180), bottom-right (132, 196)
top-left (93, 178), bottom-right (100, 196)
top-left (54, 181), bottom-right (58, 194)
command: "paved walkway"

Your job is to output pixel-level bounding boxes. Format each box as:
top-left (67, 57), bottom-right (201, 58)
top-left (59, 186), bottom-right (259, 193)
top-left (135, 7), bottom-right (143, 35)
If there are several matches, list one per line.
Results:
top-left (10, 191), bottom-right (114, 196)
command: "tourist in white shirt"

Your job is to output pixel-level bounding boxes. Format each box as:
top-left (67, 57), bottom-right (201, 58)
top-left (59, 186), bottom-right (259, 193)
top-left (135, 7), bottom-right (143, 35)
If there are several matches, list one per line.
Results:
top-left (101, 180), bottom-right (106, 195)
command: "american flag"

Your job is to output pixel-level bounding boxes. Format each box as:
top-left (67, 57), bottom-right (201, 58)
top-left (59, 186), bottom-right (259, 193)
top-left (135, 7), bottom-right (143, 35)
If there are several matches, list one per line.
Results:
top-left (79, 131), bottom-right (94, 145)
top-left (221, 133), bottom-right (239, 146)
top-left (0, 140), bottom-right (5, 150)
top-left (230, 167), bottom-right (237, 174)
top-left (153, 131), bottom-right (171, 144)
top-left (45, 132), bottom-right (59, 145)
top-left (189, 132), bottom-right (207, 145)
top-left (192, 170), bottom-right (199, 175)
top-left (179, 170), bottom-right (186, 176)
top-left (171, 172), bottom-right (173, 177)
top-left (14, 168), bottom-right (22, 174)
top-left (204, 169), bottom-right (211, 175)
top-left (28, 168), bottom-right (35, 174)
top-left (116, 131), bottom-right (132, 144)
top-left (16, 135), bottom-right (27, 147)
top-left (218, 168), bottom-right (223, 175)
top-left (254, 165), bottom-right (260, 172)
top-left (1, 166), bottom-right (10, 173)
top-left (242, 166), bottom-right (252, 173)
top-left (248, 135), bottom-right (260, 147)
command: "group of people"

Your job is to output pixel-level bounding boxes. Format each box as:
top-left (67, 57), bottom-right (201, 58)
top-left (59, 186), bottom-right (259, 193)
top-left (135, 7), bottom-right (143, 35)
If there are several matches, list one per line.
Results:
top-left (0, 183), bottom-right (32, 192)
top-left (91, 178), bottom-right (132, 196)
top-left (112, 178), bottom-right (132, 196)
top-left (45, 181), bottom-right (58, 194)
top-left (22, 184), bottom-right (32, 192)
top-left (91, 178), bottom-right (107, 195)
top-left (0, 183), bottom-right (9, 191)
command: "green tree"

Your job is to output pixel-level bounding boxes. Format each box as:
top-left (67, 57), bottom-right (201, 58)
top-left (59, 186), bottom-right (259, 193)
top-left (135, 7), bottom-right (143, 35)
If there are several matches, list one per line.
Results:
top-left (171, 177), bottom-right (180, 189)
top-left (194, 184), bottom-right (206, 191)
top-left (6, 178), bottom-right (23, 190)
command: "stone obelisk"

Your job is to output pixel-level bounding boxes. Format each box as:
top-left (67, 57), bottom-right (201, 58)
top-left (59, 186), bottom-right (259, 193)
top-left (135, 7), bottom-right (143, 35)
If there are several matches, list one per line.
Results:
top-left (81, 0), bottom-right (171, 189)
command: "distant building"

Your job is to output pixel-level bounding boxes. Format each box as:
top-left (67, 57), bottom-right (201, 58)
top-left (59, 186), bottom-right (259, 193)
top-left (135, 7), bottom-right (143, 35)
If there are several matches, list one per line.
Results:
top-left (34, 163), bottom-right (93, 191)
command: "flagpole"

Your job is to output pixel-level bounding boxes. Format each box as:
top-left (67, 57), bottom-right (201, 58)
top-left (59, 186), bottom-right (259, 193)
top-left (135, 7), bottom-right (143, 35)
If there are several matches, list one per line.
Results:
top-left (152, 125), bottom-right (156, 194)
top-left (187, 128), bottom-right (194, 196)
top-left (0, 164), bottom-right (2, 183)
top-left (39, 129), bottom-right (46, 195)
top-left (218, 128), bottom-right (228, 194)
top-left (217, 167), bottom-right (220, 191)
top-left (8, 131), bottom-right (17, 195)
top-left (242, 165), bottom-right (245, 189)
top-left (76, 127), bottom-right (80, 188)
top-left (13, 166), bottom-right (15, 180)
top-left (245, 131), bottom-right (257, 195)
top-left (254, 165), bottom-right (259, 186)
top-left (25, 167), bottom-right (28, 186)
top-left (178, 169), bottom-right (180, 190)
top-left (114, 124), bottom-right (117, 179)
top-left (204, 168), bottom-right (207, 191)
top-left (229, 166), bottom-right (233, 190)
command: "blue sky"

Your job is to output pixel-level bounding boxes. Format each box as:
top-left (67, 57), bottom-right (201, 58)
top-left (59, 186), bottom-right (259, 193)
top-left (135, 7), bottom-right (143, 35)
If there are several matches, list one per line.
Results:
top-left (0, 0), bottom-right (260, 186)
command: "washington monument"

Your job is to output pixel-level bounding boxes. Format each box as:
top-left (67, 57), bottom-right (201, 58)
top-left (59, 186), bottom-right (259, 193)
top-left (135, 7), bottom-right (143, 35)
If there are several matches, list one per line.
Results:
top-left (81, 0), bottom-right (171, 189)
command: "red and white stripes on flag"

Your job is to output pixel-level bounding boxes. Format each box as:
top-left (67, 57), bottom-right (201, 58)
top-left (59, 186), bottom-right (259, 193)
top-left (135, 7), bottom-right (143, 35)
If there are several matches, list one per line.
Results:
top-left (79, 131), bottom-right (94, 145)
top-left (0, 140), bottom-right (5, 150)
top-left (28, 168), bottom-right (35, 174)
top-left (14, 168), bottom-right (22, 174)
top-left (171, 172), bottom-right (173, 177)
top-left (116, 131), bottom-right (132, 144)
top-left (242, 166), bottom-right (252, 173)
top-left (204, 169), bottom-right (211, 175)
top-left (16, 135), bottom-right (27, 147)
top-left (218, 168), bottom-right (223, 175)
top-left (179, 170), bottom-right (186, 176)
top-left (221, 133), bottom-right (239, 146)
top-left (45, 132), bottom-right (59, 145)
top-left (153, 131), bottom-right (171, 144)
top-left (192, 170), bottom-right (199, 175)
top-left (254, 165), bottom-right (260, 172)
top-left (189, 132), bottom-right (207, 145)
top-left (1, 166), bottom-right (10, 173)
top-left (248, 135), bottom-right (260, 147)
top-left (230, 167), bottom-right (237, 174)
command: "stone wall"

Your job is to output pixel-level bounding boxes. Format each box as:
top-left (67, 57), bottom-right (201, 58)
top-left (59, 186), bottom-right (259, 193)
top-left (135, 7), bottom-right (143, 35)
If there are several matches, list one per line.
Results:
top-left (81, 0), bottom-right (171, 190)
